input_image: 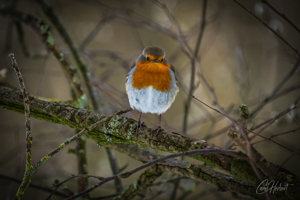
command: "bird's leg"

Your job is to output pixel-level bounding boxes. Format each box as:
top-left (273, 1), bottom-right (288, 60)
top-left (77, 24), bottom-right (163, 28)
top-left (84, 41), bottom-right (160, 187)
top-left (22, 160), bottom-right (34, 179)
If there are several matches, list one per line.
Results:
top-left (155, 114), bottom-right (163, 136)
top-left (135, 113), bottom-right (142, 139)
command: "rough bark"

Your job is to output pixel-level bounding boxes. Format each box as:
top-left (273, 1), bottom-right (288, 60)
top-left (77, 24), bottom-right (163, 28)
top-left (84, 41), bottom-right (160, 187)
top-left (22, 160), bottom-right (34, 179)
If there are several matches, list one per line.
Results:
top-left (111, 144), bottom-right (263, 199)
top-left (1, 86), bottom-right (300, 199)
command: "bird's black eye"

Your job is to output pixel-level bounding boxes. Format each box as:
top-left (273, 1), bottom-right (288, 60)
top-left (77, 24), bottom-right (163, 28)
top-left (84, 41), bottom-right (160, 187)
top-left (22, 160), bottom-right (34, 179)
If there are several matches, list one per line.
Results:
top-left (161, 58), bottom-right (164, 62)
top-left (146, 57), bottom-right (149, 61)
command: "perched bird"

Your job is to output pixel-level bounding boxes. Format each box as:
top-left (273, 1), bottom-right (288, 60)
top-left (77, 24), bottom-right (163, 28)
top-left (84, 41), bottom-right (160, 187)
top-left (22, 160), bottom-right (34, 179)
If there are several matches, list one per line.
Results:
top-left (126, 46), bottom-right (179, 137)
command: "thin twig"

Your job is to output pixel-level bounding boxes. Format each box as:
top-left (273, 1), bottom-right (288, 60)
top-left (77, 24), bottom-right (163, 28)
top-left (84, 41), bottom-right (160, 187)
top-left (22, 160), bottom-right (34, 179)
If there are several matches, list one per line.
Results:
top-left (36, 0), bottom-right (125, 193)
top-left (182, 0), bottom-right (208, 134)
top-left (252, 127), bottom-right (300, 145)
top-left (250, 58), bottom-right (300, 118)
top-left (66, 148), bottom-right (246, 200)
top-left (172, 1), bottom-right (208, 198)
top-left (33, 109), bottom-right (131, 172)
top-left (2, 0), bottom-right (19, 54)
top-left (0, 86), bottom-right (262, 183)
top-left (250, 96), bottom-right (300, 140)
top-left (105, 147), bottom-right (123, 193)
top-left (46, 174), bottom-right (104, 200)
top-left (14, 21), bottom-right (48, 58)
top-left (79, 12), bottom-right (115, 49)
top-left (150, 0), bottom-right (193, 57)
top-left (267, 148), bottom-right (300, 180)
top-left (0, 173), bottom-right (69, 198)
top-left (9, 53), bottom-right (33, 200)
top-left (0, 8), bottom-right (87, 104)
top-left (248, 129), bottom-right (300, 156)
top-left (118, 161), bottom-right (130, 173)
top-left (191, 95), bottom-right (266, 196)
top-left (36, 0), bottom-right (100, 110)
top-left (262, 0), bottom-right (300, 35)
top-left (232, 0), bottom-right (299, 56)
top-left (75, 135), bottom-right (89, 196)
top-left (114, 165), bottom-right (164, 200)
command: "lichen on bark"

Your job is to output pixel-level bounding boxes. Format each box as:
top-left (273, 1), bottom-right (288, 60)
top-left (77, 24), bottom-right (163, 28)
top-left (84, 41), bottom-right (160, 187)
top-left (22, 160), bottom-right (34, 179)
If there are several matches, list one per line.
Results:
top-left (1, 85), bottom-right (300, 200)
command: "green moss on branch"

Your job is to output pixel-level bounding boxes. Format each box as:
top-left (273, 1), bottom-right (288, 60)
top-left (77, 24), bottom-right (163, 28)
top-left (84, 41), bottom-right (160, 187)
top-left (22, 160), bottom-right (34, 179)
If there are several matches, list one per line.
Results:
top-left (1, 86), bottom-right (300, 198)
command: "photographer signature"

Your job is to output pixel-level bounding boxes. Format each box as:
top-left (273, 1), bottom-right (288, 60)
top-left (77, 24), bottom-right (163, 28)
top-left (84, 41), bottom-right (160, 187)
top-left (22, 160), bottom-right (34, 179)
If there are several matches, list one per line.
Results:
top-left (256, 179), bottom-right (293, 194)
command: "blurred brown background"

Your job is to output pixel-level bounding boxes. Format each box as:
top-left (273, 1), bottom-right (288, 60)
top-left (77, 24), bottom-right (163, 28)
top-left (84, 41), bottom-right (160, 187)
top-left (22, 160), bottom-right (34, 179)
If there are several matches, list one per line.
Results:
top-left (0, 0), bottom-right (300, 199)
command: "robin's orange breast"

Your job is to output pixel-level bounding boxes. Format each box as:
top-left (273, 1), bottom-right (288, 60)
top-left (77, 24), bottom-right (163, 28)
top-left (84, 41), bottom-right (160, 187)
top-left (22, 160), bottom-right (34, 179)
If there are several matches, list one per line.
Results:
top-left (132, 61), bottom-right (172, 92)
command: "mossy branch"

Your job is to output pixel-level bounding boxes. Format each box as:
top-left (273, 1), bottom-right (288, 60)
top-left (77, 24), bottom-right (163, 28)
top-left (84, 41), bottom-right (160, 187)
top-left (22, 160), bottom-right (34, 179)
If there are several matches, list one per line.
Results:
top-left (229, 104), bottom-right (300, 193)
top-left (0, 5), bottom-right (123, 193)
top-left (110, 143), bottom-right (263, 199)
top-left (0, 6), bottom-right (87, 107)
top-left (1, 85), bottom-right (300, 199)
top-left (113, 165), bottom-right (164, 200)
top-left (0, 86), bottom-right (255, 181)
top-left (36, 0), bottom-right (100, 110)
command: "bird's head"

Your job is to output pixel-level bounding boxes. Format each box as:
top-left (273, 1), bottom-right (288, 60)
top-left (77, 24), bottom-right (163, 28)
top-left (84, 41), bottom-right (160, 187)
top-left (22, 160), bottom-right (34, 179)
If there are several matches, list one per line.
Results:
top-left (136, 46), bottom-right (167, 64)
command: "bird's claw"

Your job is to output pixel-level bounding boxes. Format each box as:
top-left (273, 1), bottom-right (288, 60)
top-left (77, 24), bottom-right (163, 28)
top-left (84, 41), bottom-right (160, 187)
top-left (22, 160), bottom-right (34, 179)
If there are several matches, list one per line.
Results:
top-left (155, 125), bottom-right (163, 137)
top-left (135, 120), bottom-right (142, 139)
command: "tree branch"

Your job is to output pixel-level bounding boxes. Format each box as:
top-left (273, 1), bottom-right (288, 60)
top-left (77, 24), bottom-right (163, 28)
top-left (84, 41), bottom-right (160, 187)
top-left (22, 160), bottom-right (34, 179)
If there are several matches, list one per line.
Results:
top-left (262, 0), bottom-right (300, 35)
top-left (2, 86), bottom-right (300, 199)
top-left (0, 173), bottom-right (69, 198)
top-left (36, 0), bottom-right (100, 110)
top-left (113, 165), bottom-right (164, 200)
top-left (110, 143), bottom-right (262, 199)
top-left (9, 54), bottom-right (33, 200)
top-left (183, 0), bottom-right (208, 134)
top-left (232, 0), bottom-right (299, 57)
top-left (66, 148), bottom-right (249, 200)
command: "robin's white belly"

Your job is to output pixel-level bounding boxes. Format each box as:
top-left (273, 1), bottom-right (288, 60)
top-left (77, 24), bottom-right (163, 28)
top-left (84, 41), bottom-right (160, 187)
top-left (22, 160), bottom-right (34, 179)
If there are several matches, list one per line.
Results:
top-left (126, 66), bottom-right (179, 114)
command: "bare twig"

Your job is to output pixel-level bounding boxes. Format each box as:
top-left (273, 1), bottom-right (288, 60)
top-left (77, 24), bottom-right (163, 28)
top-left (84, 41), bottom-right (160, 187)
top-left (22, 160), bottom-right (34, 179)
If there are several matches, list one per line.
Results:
top-left (113, 165), bottom-right (164, 200)
top-left (250, 58), bottom-right (300, 118)
top-left (3, 21), bottom-right (14, 54)
top-left (75, 135), bottom-right (89, 196)
top-left (2, 0), bottom-right (19, 54)
top-left (267, 148), bottom-right (300, 180)
top-left (0, 8), bottom-right (87, 105)
top-left (14, 21), bottom-right (48, 58)
top-left (36, 0), bottom-right (100, 110)
top-left (33, 109), bottom-right (131, 172)
top-left (0, 173), bottom-right (69, 198)
top-left (232, 0), bottom-right (300, 56)
top-left (250, 97), bottom-right (300, 140)
top-left (172, 1), bottom-right (209, 198)
top-left (150, 0), bottom-right (193, 57)
top-left (252, 127), bottom-right (300, 145)
top-left (46, 174), bottom-right (104, 200)
top-left (35, 0), bottom-right (125, 193)
top-left (182, 0), bottom-right (208, 134)
top-left (3, 86), bottom-right (300, 198)
top-left (191, 95), bottom-right (267, 198)
top-left (262, 0), bottom-right (300, 35)
top-left (105, 147), bottom-right (123, 193)
top-left (249, 129), bottom-right (300, 156)
top-left (66, 148), bottom-right (247, 200)
top-left (118, 161), bottom-right (130, 173)
top-left (270, 84), bottom-right (300, 101)
top-left (79, 12), bottom-right (115, 49)
top-left (9, 53), bottom-right (32, 200)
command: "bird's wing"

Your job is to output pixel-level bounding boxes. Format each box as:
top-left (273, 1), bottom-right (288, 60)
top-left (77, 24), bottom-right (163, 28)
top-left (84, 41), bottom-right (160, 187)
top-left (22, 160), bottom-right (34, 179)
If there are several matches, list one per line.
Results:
top-left (170, 64), bottom-right (179, 88)
top-left (126, 62), bottom-right (136, 83)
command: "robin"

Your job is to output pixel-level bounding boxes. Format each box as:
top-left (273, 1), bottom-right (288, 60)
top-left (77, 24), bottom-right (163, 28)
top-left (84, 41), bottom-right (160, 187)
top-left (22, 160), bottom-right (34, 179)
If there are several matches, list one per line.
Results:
top-left (126, 46), bottom-right (179, 138)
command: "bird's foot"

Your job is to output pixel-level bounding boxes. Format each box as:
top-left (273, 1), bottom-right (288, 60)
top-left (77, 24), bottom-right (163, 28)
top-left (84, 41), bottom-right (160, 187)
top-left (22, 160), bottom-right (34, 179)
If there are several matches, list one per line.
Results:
top-left (135, 121), bottom-right (144, 139)
top-left (155, 125), bottom-right (163, 137)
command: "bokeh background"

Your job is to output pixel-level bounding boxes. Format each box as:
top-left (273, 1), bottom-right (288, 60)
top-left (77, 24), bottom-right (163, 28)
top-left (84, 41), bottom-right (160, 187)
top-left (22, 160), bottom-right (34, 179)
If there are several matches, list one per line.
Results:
top-left (0, 0), bottom-right (300, 199)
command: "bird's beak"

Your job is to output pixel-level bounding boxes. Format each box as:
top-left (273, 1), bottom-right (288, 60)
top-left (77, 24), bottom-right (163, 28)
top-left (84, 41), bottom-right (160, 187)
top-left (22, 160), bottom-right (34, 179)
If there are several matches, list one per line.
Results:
top-left (153, 59), bottom-right (159, 63)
